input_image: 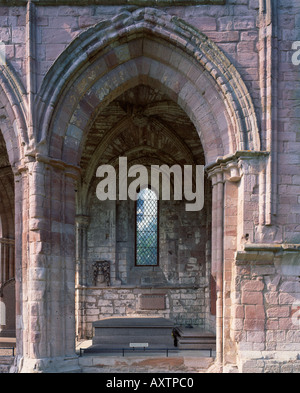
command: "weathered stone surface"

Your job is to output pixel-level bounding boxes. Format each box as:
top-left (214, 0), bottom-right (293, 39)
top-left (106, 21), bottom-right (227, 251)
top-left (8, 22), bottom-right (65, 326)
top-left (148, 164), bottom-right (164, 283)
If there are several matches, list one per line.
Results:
top-left (0, 0), bottom-right (299, 374)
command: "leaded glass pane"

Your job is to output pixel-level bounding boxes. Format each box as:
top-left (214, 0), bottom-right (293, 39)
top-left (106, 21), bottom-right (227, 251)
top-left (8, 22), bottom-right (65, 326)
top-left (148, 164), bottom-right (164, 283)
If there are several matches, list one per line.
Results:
top-left (136, 188), bottom-right (158, 266)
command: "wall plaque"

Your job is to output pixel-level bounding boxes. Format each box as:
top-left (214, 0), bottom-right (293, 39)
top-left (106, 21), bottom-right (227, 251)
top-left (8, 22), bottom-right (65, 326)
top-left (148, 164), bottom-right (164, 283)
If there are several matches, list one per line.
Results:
top-left (130, 343), bottom-right (149, 348)
top-left (139, 294), bottom-right (166, 310)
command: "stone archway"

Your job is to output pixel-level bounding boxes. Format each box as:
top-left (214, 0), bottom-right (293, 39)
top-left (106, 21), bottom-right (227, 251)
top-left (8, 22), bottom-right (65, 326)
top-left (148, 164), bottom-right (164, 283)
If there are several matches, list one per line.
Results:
top-left (0, 61), bottom-right (27, 366)
top-left (0, 132), bottom-right (15, 340)
top-left (19, 7), bottom-right (262, 372)
top-left (75, 84), bottom-right (213, 342)
top-left (38, 8), bottom-right (260, 162)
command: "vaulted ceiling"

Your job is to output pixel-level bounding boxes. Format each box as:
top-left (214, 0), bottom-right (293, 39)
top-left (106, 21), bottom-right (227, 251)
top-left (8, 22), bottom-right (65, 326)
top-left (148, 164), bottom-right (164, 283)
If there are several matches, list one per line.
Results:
top-left (80, 85), bottom-right (205, 185)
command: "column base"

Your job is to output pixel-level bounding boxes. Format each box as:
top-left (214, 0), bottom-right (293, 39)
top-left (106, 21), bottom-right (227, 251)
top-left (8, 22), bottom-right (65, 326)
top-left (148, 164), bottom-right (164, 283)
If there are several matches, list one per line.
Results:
top-left (16, 355), bottom-right (81, 374)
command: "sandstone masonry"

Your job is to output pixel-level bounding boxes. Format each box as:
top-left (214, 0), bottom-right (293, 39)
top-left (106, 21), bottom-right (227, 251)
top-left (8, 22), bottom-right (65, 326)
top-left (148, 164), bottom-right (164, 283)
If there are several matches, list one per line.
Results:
top-left (0, 0), bottom-right (299, 373)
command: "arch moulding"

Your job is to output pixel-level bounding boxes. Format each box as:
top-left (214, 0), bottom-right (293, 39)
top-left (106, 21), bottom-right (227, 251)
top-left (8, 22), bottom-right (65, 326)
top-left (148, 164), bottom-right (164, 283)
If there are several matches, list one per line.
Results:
top-left (36, 7), bottom-right (261, 169)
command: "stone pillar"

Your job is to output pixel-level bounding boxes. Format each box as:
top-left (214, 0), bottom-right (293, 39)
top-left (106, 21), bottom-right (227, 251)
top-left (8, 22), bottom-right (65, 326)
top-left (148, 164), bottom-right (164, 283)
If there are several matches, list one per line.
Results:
top-left (208, 167), bottom-right (224, 366)
top-left (14, 166), bottom-right (29, 368)
top-left (208, 159), bottom-right (242, 369)
top-left (75, 215), bottom-right (90, 288)
top-left (75, 215), bottom-right (89, 339)
top-left (0, 238), bottom-right (15, 284)
top-left (15, 156), bottom-right (81, 373)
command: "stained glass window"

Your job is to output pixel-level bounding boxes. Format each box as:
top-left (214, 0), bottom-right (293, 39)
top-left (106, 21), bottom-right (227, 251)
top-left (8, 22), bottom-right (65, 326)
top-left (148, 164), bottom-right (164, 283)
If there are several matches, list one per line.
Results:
top-left (136, 188), bottom-right (159, 266)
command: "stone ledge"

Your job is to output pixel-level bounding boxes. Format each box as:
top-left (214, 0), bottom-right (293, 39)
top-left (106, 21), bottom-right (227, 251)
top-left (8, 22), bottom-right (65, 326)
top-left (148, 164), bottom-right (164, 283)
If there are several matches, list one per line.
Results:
top-left (244, 244), bottom-right (300, 252)
top-left (0, 0), bottom-right (226, 6)
top-left (238, 350), bottom-right (300, 361)
top-left (235, 250), bottom-right (275, 265)
top-left (76, 284), bottom-right (206, 290)
top-left (235, 244), bottom-right (300, 265)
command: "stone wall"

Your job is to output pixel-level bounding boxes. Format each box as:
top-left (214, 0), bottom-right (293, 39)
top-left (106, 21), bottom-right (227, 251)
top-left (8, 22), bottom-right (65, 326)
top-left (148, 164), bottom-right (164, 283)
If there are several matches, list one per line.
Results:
top-left (76, 188), bottom-right (214, 338)
top-left (77, 286), bottom-right (212, 339)
top-left (86, 197), bottom-right (210, 286)
top-left (0, 0), bottom-right (299, 374)
top-left (1, 1), bottom-right (262, 117)
top-left (232, 247), bottom-right (300, 372)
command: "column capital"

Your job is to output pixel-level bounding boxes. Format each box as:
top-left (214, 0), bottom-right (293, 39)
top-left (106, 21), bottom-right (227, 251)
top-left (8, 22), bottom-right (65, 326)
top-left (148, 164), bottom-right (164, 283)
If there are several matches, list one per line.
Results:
top-left (206, 150), bottom-right (269, 184)
top-left (36, 154), bottom-right (81, 179)
top-left (207, 159), bottom-right (242, 186)
top-left (75, 215), bottom-right (90, 228)
top-left (12, 153), bottom-right (82, 180)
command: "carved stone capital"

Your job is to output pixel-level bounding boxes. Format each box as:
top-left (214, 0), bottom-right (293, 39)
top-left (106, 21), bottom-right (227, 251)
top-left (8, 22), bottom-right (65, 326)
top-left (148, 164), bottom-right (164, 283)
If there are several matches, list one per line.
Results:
top-left (75, 215), bottom-right (90, 228)
top-left (207, 159), bottom-right (242, 186)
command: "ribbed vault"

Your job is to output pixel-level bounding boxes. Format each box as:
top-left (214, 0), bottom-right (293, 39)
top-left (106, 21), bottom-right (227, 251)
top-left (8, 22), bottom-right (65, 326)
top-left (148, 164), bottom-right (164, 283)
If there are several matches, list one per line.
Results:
top-left (79, 85), bottom-right (205, 211)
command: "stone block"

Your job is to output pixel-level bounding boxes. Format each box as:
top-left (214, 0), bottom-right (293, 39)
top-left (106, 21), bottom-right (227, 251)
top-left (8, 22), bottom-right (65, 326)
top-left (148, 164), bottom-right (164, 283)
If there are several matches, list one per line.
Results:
top-left (242, 280), bottom-right (264, 292)
top-left (242, 291), bottom-right (263, 305)
top-left (244, 319), bottom-right (265, 331)
top-left (233, 16), bottom-right (255, 30)
top-left (245, 305), bottom-right (265, 319)
top-left (266, 306), bottom-right (290, 318)
top-left (247, 331), bottom-right (265, 343)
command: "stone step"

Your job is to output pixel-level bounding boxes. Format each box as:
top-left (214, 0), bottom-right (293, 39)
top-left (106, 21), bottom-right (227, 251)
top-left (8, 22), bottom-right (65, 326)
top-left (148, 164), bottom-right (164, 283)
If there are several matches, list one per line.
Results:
top-left (173, 327), bottom-right (216, 350)
top-left (79, 355), bottom-right (215, 373)
top-left (177, 343), bottom-right (216, 350)
top-left (0, 365), bottom-right (11, 373)
top-left (0, 357), bottom-right (14, 374)
top-left (83, 345), bottom-right (174, 356)
top-left (177, 338), bottom-right (216, 344)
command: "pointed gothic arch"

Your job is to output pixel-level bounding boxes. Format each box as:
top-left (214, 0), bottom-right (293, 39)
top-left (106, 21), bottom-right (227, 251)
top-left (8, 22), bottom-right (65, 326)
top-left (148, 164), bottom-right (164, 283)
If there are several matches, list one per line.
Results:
top-left (0, 63), bottom-right (27, 167)
top-left (37, 7), bottom-right (261, 167)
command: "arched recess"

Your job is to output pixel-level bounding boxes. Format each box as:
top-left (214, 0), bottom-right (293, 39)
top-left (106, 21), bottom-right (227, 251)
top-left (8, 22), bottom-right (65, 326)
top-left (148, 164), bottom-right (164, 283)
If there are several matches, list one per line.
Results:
top-left (30, 7), bottom-right (262, 369)
top-left (37, 7), bottom-right (261, 167)
top-left (0, 130), bottom-right (16, 339)
top-left (0, 63), bottom-right (28, 165)
top-left (0, 62), bottom-right (27, 343)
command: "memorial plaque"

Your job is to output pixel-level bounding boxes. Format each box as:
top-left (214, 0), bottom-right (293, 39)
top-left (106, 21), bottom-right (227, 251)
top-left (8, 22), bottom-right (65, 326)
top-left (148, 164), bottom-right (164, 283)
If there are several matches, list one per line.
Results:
top-left (129, 343), bottom-right (149, 348)
top-left (139, 294), bottom-right (166, 310)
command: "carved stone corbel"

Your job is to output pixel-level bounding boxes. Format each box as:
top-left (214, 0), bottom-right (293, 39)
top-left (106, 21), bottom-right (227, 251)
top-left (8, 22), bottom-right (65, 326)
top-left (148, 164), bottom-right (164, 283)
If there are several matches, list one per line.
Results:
top-left (92, 261), bottom-right (111, 287)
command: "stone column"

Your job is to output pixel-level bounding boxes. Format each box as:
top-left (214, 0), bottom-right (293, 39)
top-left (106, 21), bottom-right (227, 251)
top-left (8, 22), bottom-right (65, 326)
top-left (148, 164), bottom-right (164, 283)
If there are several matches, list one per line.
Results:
top-left (75, 215), bottom-right (90, 287)
top-left (75, 215), bottom-right (89, 339)
top-left (15, 156), bottom-right (81, 373)
top-left (208, 167), bottom-right (224, 366)
top-left (208, 159), bottom-right (242, 369)
top-left (14, 166), bottom-right (29, 369)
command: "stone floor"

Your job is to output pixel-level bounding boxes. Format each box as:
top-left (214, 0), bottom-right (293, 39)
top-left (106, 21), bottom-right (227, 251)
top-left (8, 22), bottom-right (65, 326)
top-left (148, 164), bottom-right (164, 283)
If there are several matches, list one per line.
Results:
top-left (76, 340), bottom-right (218, 373)
top-left (0, 338), bottom-right (16, 373)
top-left (1, 338), bottom-right (218, 373)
